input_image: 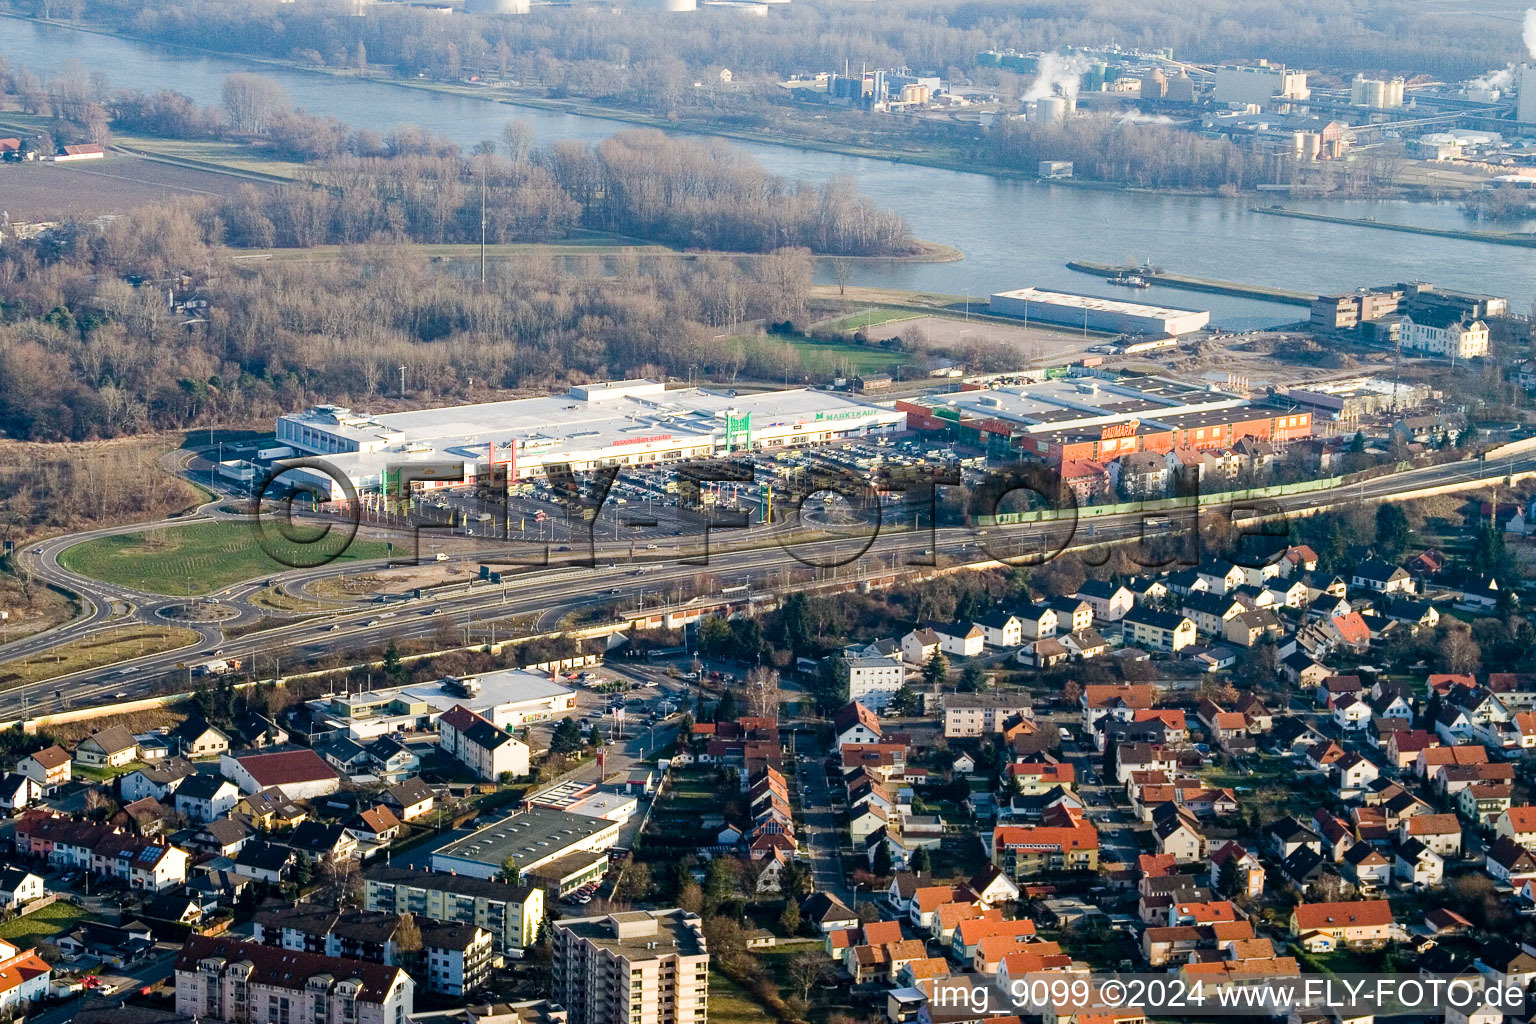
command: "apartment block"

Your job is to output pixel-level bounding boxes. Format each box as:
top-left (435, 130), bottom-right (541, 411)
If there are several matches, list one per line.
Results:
top-left (551, 910), bottom-right (709, 1024)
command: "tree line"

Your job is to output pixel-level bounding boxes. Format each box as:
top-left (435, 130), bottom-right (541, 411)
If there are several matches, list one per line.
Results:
top-left (0, 61), bottom-right (916, 255)
top-left (70, 0), bottom-right (1519, 101)
top-left (0, 202), bottom-right (843, 441)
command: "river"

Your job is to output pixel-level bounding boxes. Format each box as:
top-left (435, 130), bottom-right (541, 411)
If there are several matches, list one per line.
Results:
top-left (5, 16), bottom-right (1536, 330)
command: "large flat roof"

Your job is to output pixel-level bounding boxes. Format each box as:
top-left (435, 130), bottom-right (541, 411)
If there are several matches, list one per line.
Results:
top-left (432, 807), bottom-right (616, 867)
top-left (279, 383), bottom-right (904, 490)
top-left (283, 385), bottom-right (897, 461)
top-left (920, 375), bottom-right (1247, 432)
top-left (991, 287), bottom-right (1206, 319)
top-left (555, 909), bottom-right (707, 958)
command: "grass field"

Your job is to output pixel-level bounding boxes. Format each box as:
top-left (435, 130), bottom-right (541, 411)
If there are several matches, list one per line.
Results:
top-left (60, 520), bottom-right (392, 596)
top-left (0, 900), bottom-right (96, 946)
top-left (0, 626), bottom-right (200, 684)
top-left (73, 758), bottom-right (152, 782)
top-left (817, 307), bottom-right (926, 334)
top-left (110, 132), bottom-right (307, 179)
top-left (707, 969), bottom-right (776, 1024)
top-left (776, 336), bottom-right (917, 376)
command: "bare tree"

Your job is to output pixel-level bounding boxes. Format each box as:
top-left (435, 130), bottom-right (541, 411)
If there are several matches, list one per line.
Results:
top-left (787, 951), bottom-right (830, 1002)
top-left (828, 256), bottom-right (854, 297)
top-left (222, 73), bottom-right (290, 134)
top-left (502, 119), bottom-right (536, 163)
top-left (741, 666), bottom-right (780, 718)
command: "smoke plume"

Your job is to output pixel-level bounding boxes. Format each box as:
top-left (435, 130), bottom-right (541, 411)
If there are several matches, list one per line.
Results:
top-left (1525, 7), bottom-right (1536, 59)
top-left (1024, 52), bottom-right (1090, 102)
top-left (1471, 66), bottom-right (1515, 92)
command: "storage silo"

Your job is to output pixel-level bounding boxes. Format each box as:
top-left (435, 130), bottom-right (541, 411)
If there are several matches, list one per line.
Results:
top-left (1518, 64), bottom-right (1536, 123)
top-left (1034, 96), bottom-right (1067, 123)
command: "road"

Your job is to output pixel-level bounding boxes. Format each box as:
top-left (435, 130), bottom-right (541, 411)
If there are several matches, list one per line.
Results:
top-left (27, 948), bottom-right (180, 1024)
top-left (1, 445), bottom-right (1529, 719)
top-left (791, 730), bottom-right (850, 903)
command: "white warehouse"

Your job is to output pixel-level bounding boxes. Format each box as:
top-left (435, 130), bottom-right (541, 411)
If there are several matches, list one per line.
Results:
top-left (274, 380), bottom-right (907, 499)
top-left (989, 287), bottom-right (1211, 337)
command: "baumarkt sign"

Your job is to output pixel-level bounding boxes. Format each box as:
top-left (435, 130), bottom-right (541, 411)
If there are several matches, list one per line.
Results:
top-left (725, 412), bottom-right (752, 452)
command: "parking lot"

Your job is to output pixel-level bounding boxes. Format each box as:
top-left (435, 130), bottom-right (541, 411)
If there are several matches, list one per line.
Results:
top-left (235, 432), bottom-right (988, 548)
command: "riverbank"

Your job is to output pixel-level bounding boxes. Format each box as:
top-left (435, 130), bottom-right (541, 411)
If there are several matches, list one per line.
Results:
top-left (1252, 205), bottom-right (1536, 248)
top-left (0, 12), bottom-right (1229, 197)
top-left (1065, 260), bottom-right (1319, 306)
top-left (239, 236), bottom-right (963, 262)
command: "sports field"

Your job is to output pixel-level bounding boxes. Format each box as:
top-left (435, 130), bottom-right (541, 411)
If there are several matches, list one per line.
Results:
top-left (60, 520), bottom-right (390, 596)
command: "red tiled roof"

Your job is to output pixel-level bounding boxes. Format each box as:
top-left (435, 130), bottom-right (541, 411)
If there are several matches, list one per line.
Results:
top-left (24, 745), bottom-right (70, 770)
top-left (236, 750), bottom-right (341, 787)
top-left (0, 950), bottom-right (50, 995)
top-left (1293, 900), bottom-right (1393, 930)
top-left (994, 821), bottom-right (1098, 853)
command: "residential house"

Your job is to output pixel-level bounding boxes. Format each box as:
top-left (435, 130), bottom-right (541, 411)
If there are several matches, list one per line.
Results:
top-left (1351, 560), bottom-right (1415, 595)
top-left (976, 610), bottom-right (1023, 648)
top-left (285, 821), bottom-right (359, 866)
top-left (220, 749), bottom-right (342, 800)
top-left (347, 806), bottom-right (404, 845)
top-left (1342, 842), bottom-right (1391, 892)
top-left (1486, 836), bottom-right (1536, 889)
top-left (171, 718), bottom-right (231, 760)
top-left (1208, 841), bottom-right (1264, 898)
top-left (1153, 805), bottom-right (1207, 864)
top-left (992, 811), bottom-right (1099, 877)
top-left (381, 779), bottom-right (435, 823)
top-left (1398, 813), bottom-right (1462, 857)
top-left (1497, 806), bottom-right (1536, 847)
top-left (933, 621), bottom-right (984, 657)
top-left (842, 643), bottom-right (906, 710)
top-left (1393, 838), bottom-right (1443, 889)
top-left (174, 774), bottom-right (241, 824)
top-left (17, 746), bottom-right (71, 791)
top-left (1289, 900), bottom-right (1394, 948)
top-left (1076, 580), bottom-right (1135, 623)
top-left (0, 775), bottom-right (40, 814)
top-left (944, 694), bottom-right (1033, 738)
top-left (437, 705), bottom-right (531, 782)
top-left (1110, 452), bottom-right (1170, 499)
top-left (0, 867), bottom-right (43, 907)
top-left (75, 727), bottom-right (139, 768)
top-left (901, 628), bottom-right (941, 665)
top-left (121, 758), bottom-right (197, 804)
top-left (1082, 684), bottom-right (1159, 731)
top-left (1123, 609), bottom-right (1196, 654)
top-left (1047, 597), bottom-right (1094, 635)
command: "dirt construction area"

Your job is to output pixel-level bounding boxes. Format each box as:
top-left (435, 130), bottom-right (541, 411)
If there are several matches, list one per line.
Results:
top-left (860, 314), bottom-right (1103, 364)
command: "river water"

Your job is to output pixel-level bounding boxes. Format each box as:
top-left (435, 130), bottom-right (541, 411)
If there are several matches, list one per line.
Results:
top-left (5, 17), bottom-right (1536, 329)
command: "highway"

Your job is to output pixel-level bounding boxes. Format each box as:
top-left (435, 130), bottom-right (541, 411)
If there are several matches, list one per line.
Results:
top-left (0, 446), bottom-right (1529, 721)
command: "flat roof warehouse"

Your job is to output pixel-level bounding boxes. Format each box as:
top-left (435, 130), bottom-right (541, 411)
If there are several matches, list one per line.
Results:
top-left (989, 287), bottom-right (1211, 336)
top-left (274, 379), bottom-right (907, 498)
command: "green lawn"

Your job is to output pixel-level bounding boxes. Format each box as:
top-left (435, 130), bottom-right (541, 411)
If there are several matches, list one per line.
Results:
top-left (777, 336), bottom-right (918, 376)
top-left (60, 520), bottom-right (391, 596)
top-left (0, 900), bottom-right (96, 945)
top-left (72, 759), bottom-right (151, 782)
top-left (817, 307), bottom-right (924, 334)
top-left (707, 968), bottom-right (776, 1024)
